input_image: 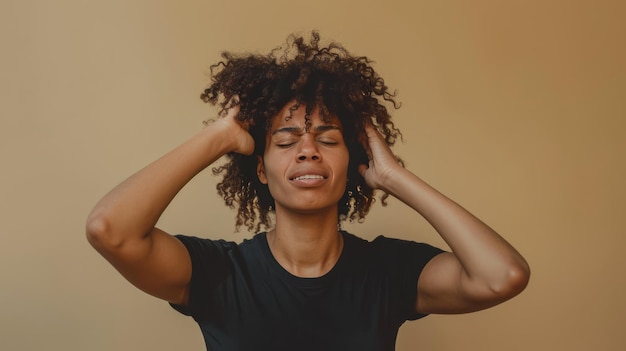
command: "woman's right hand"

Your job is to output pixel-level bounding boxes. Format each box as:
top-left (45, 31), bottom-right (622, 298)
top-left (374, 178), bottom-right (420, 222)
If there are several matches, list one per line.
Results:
top-left (211, 104), bottom-right (255, 156)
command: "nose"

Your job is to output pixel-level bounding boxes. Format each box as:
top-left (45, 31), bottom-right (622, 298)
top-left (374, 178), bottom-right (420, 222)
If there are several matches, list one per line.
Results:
top-left (296, 135), bottom-right (321, 162)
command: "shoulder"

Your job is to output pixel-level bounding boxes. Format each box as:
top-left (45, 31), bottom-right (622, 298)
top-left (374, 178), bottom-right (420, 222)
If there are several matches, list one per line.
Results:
top-left (238, 232), bottom-right (268, 251)
top-left (343, 231), bottom-right (442, 254)
top-left (174, 234), bottom-right (238, 255)
top-left (342, 231), bottom-right (444, 270)
top-left (174, 233), bottom-right (265, 268)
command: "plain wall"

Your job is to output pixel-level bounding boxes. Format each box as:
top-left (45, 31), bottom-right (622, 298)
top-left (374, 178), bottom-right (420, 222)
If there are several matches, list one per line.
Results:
top-left (1, 0), bottom-right (624, 350)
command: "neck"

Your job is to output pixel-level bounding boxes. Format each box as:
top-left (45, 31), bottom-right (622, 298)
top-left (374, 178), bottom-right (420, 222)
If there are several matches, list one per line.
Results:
top-left (267, 207), bottom-right (343, 278)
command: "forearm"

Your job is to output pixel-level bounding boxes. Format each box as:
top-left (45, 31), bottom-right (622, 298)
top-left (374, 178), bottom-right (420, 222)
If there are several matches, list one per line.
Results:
top-left (383, 168), bottom-right (529, 291)
top-left (86, 123), bottom-right (234, 246)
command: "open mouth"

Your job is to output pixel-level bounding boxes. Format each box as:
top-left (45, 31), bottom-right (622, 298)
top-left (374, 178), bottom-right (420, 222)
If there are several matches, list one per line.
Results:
top-left (291, 174), bottom-right (327, 181)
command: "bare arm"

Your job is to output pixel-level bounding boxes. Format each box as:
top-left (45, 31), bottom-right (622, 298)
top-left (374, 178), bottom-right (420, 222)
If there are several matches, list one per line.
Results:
top-left (86, 106), bottom-right (253, 305)
top-left (359, 125), bottom-right (530, 314)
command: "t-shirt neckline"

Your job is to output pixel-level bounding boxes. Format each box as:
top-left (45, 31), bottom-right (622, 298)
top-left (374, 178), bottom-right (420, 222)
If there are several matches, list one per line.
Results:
top-left (258, 231), bottom-right (349, 288)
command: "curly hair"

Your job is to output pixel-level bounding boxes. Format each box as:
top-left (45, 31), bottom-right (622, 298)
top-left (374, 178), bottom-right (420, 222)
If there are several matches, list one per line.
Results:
top-left (202, 31), bottom-right (403, 232)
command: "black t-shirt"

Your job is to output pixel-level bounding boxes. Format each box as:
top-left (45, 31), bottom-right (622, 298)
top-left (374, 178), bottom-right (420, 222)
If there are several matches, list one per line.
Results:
top-left (171, 231), bottom-right (443, 351)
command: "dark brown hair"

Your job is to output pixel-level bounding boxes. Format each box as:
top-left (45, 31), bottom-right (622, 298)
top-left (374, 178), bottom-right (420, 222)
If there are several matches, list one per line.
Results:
top-left (202, 31), bottom-right (402, 232)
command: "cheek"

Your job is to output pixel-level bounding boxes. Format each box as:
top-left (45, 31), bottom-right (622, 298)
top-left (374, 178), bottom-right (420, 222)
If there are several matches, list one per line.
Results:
top-left (333, 150), bottom-right (350, 180)
top-left (260, 155), bottom-right (285, 182)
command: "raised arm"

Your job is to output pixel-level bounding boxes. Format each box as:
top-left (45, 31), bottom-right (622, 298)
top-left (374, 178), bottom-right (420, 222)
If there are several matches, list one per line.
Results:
top-left (358, 124), bottom-right (530, 314)
top-left (86, 106), bottom-right (253, 305)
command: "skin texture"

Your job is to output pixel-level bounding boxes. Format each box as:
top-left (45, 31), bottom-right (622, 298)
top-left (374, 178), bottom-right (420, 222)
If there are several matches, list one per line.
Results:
top-left (259, 104), bottom-right (348, 216)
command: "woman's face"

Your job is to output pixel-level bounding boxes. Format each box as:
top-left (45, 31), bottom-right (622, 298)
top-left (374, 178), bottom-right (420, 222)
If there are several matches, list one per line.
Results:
top-left (257, 102), bottom-right (349, 216)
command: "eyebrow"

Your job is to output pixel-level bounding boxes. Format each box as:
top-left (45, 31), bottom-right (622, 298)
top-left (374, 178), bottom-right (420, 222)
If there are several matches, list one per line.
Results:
top-left (271, 124), bottom-right (342, 136)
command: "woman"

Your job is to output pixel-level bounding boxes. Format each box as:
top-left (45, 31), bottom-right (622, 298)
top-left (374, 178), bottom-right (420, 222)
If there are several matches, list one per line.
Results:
top-left (86, 32), bottom-right (530, 350)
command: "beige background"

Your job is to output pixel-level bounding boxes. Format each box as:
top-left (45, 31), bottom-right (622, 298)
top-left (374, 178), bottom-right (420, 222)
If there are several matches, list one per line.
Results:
top-left (1, 0), bottom-right (624, 350)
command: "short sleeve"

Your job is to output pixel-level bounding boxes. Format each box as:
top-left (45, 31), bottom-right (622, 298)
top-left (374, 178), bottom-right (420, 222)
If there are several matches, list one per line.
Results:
top-left (168, 235), bottom-right (237, 321)
top-left (372, 236), bottom-right (444, 322)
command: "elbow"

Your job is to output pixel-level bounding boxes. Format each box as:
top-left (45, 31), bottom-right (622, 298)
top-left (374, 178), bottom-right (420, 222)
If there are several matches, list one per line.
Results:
top-left (492, 259), bottom-right (531, 301)
top-left (85, 211), bottom-right (123, 252)
top-left (460, 258), bottom-right (531, 311)
top-left (85, 214), bottom-right (105, 248)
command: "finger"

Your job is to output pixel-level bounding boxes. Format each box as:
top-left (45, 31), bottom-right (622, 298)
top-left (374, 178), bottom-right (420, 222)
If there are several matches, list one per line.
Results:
top-left (358, 164), bottom-right (369, 178)
top-left (363, 122), bottom-right (377, 136)
top-left (361, 124), bottom-right (378, 159)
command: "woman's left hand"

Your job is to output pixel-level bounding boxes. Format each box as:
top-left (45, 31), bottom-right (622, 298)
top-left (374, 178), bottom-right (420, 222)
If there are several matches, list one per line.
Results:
top-left (358, 124), bottom-right (403, 192)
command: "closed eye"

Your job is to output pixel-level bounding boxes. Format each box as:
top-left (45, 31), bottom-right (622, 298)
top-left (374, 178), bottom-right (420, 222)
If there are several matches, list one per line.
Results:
top-left (271, 126), bottom-right (344, 147)
top-left (276, 141), bottom-right (296, 148)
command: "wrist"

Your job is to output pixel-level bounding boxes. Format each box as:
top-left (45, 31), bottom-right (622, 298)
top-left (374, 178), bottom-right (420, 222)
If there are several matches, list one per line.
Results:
top-left (200, 120), bottom-right (237, 154)
top-left (378, 166), bottom-right (418, 197)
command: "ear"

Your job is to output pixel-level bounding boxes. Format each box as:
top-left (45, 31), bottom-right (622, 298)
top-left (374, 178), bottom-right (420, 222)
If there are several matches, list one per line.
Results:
top-left (257, 155), bottom-right (268, 184)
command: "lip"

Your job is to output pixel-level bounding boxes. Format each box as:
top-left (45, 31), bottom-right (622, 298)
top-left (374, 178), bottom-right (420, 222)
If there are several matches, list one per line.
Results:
top-left (289, 171), bottom-right (329, 187)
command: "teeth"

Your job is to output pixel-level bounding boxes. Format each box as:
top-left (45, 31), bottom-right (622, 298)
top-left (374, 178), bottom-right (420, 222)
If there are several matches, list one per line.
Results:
top-left (293, 175), bottom-right (324, 181)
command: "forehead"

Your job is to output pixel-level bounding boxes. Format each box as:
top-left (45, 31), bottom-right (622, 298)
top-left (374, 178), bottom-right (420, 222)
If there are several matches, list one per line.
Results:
top-left (269, 103), bottom-right (342, 131)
